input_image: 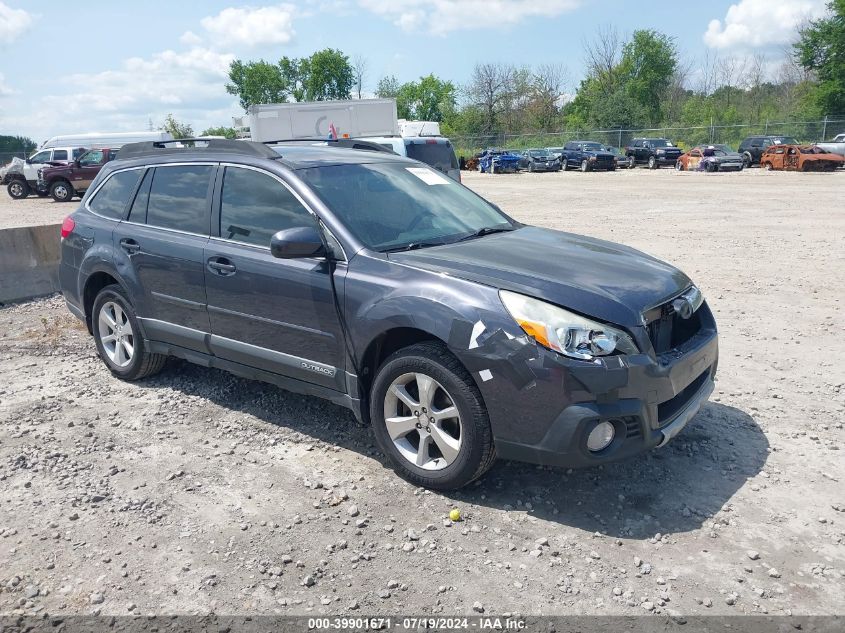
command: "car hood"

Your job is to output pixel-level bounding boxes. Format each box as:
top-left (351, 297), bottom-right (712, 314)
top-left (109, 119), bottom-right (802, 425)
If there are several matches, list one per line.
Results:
top-left (714, 153), bottom-right (743, 162)
top-left (389, 226), bottom-right (691, 327)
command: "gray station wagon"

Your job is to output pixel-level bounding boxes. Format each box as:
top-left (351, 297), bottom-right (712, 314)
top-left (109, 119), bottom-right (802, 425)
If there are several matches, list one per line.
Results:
top-left (59, 139), bottom-right (718, 490)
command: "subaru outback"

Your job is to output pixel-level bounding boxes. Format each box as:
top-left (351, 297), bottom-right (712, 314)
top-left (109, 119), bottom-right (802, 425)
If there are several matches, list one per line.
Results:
top-left (59, 139), bottom-right (718, 490)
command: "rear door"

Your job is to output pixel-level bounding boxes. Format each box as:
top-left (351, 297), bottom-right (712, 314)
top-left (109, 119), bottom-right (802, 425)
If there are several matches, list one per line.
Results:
top-left (204, 164), bottom-right (346, 391)
top-left (116, 163), bottom-right (215, 351)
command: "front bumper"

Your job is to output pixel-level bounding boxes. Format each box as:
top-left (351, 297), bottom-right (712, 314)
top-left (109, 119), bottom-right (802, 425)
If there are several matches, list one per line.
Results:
top-left (654, 155), bottom-right (680, 166)
top-left (487, 305), bottom-right (718, 468)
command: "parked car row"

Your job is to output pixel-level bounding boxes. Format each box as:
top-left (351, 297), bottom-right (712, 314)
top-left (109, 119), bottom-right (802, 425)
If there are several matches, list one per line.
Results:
top-left (468, 133), bottom-right (845, 175)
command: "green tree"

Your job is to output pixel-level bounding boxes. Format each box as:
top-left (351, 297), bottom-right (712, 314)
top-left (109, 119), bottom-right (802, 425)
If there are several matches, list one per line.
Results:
top-left (226, 60), bottom-right (289, 110)
top-left (200, 126), bottom-right (238, 139)
top-left (619, 29), bottom-right (678, 123)
top-left (795, 0), bottom-right (845, 116)
top-left (375, 75), bottom-right (400, 99)
top-left (161, 114), bottom-right (193, 139)
top-left (394, 75), bottom-right (456, 121)
top-left (303, 48), bottom-right (354, 100)
top-left (0, 135), bottom-right (36, 156)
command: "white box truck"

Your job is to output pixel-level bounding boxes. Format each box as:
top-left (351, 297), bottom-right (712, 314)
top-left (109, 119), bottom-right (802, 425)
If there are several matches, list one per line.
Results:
top-left (248, 99), bottom-right (399, 143)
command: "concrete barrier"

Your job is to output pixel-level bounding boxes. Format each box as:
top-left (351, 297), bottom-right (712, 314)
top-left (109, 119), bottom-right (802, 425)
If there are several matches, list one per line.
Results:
top-left (0, 223), bottom-right (62, 304)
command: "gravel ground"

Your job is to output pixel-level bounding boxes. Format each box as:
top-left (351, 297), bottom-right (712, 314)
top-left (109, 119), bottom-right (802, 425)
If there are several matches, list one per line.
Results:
top-left (1, 168), bottom-right (843, 618)
top-left (0, 193), bottom-right (69, 229)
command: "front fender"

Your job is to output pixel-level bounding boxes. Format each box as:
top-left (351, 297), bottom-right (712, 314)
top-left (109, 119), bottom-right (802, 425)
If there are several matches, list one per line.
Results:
top-left (344, 255), bottom-right (542, 432)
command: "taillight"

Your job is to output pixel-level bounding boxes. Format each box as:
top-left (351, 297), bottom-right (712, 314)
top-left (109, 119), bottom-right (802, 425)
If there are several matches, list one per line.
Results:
top-left (61, 216), bottom-right (75, 239)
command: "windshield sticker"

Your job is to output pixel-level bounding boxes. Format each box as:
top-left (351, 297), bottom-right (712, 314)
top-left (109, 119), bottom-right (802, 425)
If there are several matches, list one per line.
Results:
top-left (406, 167), bottom-right (450, 185)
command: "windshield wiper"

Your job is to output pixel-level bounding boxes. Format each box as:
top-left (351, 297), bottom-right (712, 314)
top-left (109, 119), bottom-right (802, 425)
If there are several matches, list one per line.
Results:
top-left (456, 225), bottom-right (516, 242)
top-left (381, 240), bottom-right (449, 253)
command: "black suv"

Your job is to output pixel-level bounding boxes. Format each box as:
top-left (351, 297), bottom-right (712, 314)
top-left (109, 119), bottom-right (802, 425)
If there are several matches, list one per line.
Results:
top-left (625, 138), bottom-right (682, 169)
top-left (59, 139), bottom-right (718, 490)
top-left (738, 135), bottom-right (800, 167)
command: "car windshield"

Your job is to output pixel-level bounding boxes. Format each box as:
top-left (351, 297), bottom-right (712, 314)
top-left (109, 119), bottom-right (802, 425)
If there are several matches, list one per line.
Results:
top-left (299, 162), bottom-right (514, 252)
top-left (529, 150), bottom-right (550, 157)
top-left (648, 139), bottom-right (674, 147)
top-left (773, 137), bottom-right (798, 145)
top-left (581, 142), bottom-right (603, 151)
top-left (712, 144), bottom-right (733, 153)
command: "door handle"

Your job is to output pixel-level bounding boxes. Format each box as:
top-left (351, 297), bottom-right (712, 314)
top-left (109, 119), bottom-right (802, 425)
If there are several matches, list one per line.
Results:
top-left (119, 238), bottom-right (140, 254)
top-left (207, 258), bottom-right (236, 275)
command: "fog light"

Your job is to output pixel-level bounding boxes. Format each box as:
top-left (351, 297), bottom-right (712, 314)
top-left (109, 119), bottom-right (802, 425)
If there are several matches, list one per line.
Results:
top-left (587, 421), bottom-right (615, 452)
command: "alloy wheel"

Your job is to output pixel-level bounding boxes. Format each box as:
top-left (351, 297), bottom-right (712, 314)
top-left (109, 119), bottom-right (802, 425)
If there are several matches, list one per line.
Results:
top-left (383, 372), bottom-right (462, 471)
top-left (97, 301), bottom-right (135, 368)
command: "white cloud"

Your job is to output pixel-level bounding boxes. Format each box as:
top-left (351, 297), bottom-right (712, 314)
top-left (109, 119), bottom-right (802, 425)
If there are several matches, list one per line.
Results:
top-left (358, 0), bottom-right (581, 35)
top-left (0, 72), bottom-right (14, 96)
top-left (704, 0), bottom-right (828, 50)
top-left (0, 46), bottom-right (239, 142)
top-left (199, 4), bottom-right (296, 46)
top-left (180, 30), bottom-right (203, 46)
top-left (0, 2), bottom-right (35, 45)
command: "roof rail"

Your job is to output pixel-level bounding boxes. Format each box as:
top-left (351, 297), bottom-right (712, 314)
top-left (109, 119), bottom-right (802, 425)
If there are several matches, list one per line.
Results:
top-left (264, 138), bottom-right (397, 155)
top-left (117, 138), bottom-right (280, 160)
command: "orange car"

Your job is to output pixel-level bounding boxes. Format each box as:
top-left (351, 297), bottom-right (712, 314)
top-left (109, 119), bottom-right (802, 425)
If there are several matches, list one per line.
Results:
top-left (676, 145), bottom-right (745, 172)
top-left (760, 144), bottom-right (844, 172)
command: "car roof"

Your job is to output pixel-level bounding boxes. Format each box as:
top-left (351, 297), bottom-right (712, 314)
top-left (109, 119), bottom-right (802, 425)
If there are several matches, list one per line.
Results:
top-left (113, 140), bottom-right (414, 171)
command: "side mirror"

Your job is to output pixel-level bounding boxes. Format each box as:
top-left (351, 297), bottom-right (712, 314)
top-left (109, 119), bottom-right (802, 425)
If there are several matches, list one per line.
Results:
top-left (25, 158), bottom-right (32, 164)
top-left (270, 226), bottom-right (327, 259)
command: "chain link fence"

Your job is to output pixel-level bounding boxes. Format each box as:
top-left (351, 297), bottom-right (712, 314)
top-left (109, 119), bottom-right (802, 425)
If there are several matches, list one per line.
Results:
top-left (0, 151), bottom-right (30, 165)
top-left (450, 116), bottom-right (845, 156)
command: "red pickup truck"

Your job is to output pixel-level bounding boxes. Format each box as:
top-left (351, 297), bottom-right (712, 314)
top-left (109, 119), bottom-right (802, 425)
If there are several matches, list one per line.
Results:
top-left (37, 147), bottom-right (119, 202)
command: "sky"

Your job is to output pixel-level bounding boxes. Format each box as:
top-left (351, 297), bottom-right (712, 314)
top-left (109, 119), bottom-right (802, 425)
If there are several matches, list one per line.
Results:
top-left (0, 0), bottom-right (830, 145)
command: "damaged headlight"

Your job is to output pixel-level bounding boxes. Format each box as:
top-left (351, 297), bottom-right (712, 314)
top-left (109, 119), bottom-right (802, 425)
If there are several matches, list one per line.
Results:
top-left (499, 290), bottom-right (638, 360)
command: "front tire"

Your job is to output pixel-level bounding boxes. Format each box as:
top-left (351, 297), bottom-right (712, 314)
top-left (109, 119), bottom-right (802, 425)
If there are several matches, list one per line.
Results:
top-left (50, 180), bottom-right (74, 202)
top-left (92, 285), bottom-right (166, 380)
top-left (675, 161), bottom-right (684, 171)
top-left (369, 341), bottom-right (495, 490)
top-left (7, 180), bottom-right (29, 199)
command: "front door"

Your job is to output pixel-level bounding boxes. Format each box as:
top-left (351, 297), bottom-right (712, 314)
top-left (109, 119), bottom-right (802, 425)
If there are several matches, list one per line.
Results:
top-left (785, 147), bottom-right (800, 170)
top-left (204, 165), bottom-right (346, 391)
top-left (116, 164), bottom-right (215, 352)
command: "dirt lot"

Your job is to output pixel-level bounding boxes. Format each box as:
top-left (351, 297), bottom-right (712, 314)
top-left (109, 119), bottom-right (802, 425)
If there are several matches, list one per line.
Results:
top-left (1, 168), bottom-right (843, 618)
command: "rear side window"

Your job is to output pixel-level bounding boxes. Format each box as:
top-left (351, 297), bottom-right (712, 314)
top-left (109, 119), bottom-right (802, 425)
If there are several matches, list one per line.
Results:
top-left (405, 141), bottom-right (459, 173)
top-left (127, 169), bottom-right (153, 223)
top-left (53, 150), bottom-right (68, 161)
top-left (146, 165), bottom-right (213, 234)
top-left (220, 167), bottom-right (316, 247)
top-left (88, 169), bottom-right (143, 220)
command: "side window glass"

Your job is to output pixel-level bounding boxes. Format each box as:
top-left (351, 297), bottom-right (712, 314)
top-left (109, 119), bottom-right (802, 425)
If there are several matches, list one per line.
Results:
top-left (146, 165), bottom-right (212, 234)
top-left (79, 150), bottom-right (104, 167)
top-left (53, 150), bottom-right (68, 161)
top-left (88, 170), bottom-right (143, 220)
top-left (29, 151), bottom-right (51, 163)
top-left (73, 148), bottom-right (86, 160)
top-left (220, 167), bottom-right (316, 248)
top-left (128, 169), bottom-right (153, 224)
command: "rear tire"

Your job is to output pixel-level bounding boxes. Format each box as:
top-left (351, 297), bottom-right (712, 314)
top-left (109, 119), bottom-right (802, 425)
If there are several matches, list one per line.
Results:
top-left (369, 341), bottom-right (495, 490)
top-left (580, 159), bottom-right (590, 172)
top-left (648, 156), bottom-right (658, 169)
top-left (92, 285), bottom-right (166, 381)
top-left (7, 180), bottom-right (29, 199)
top-left (50, 180), bottom-right (74, 202)
top-left (627, 155), bottom-right (636, 169)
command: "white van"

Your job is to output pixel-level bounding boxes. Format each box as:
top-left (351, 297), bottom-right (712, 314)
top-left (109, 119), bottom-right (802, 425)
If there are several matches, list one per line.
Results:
top-left (360, 136), bottom-right (461, 182)
top-left (39, 131), bottom-right (172, 150)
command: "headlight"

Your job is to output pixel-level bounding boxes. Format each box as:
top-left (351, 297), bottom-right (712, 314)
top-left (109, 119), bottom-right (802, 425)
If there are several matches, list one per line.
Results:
top-left (656, 149), bottom-right (666, 155)
top-left (499, 290), bottom-right (639, 360)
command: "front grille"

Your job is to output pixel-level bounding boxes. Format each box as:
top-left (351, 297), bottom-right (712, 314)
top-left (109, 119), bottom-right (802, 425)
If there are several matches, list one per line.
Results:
top-left (657, 369), bottom-right (710, 426)
top-left (645, 297), bottom-right (703, 354)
